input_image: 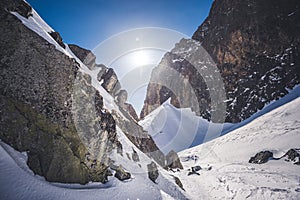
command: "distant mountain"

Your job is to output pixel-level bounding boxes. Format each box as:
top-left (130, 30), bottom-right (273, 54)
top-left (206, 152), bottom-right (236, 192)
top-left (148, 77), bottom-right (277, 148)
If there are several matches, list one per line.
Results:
top-left (141, 0), bottom-right (300, 123)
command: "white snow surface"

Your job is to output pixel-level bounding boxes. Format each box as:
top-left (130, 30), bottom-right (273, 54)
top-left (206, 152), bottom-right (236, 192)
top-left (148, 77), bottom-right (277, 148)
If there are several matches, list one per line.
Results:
top-left (175, 97), bottom-right (300, 200)
top-left (139, 99), bottom-right (233, 154)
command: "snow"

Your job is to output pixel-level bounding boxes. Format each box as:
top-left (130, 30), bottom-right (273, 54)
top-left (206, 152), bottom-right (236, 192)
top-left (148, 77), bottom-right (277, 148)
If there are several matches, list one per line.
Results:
top-left (175, 96), bottom-right (300, 199)
top-left (139, 99), bottom-right (233, 154)
top-left (11, 10), bottom-right (72, 57)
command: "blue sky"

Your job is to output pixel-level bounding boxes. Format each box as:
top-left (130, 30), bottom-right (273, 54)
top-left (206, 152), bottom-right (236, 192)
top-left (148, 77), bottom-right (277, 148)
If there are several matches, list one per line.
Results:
top-left (27, 0), bottom-right (213, 50)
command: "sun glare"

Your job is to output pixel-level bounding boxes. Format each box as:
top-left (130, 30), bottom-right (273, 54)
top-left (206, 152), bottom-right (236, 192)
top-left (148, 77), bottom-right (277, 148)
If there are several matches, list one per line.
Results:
top-left (131, 50), bottom-right (151, 67)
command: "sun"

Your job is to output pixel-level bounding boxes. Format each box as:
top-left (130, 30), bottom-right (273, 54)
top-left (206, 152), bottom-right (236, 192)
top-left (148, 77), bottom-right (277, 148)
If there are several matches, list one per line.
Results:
top-left (130, 50), bottom-right (151, 67)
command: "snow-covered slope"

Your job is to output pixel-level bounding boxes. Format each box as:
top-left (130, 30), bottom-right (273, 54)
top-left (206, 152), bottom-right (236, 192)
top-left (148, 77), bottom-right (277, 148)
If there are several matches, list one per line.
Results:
top-left (139, 99), bottom-right (233, 154)
top-left (0, 127), bottom-right (187, 200)
top-left (174, 97), bottom-right (300, 199)
top-left (139, 85), bottom-right (300, 153)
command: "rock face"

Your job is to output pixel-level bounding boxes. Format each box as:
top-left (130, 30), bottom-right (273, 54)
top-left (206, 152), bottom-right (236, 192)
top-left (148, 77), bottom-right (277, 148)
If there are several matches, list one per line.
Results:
top-left (99, 68), bottom-right (121, 96)
top-left (49, 31), bottom-right (65, 49)
top-left (0, 0), bottom-right (167, 185)
top-left (112, 106), bottom-right (166, 167)
top-left (69, 44), bottom-right (96, 70)
top-left (166, 150), bottom-right (183, 169)
top-left (141, 0), bottom-right (300, 123)
top-left (0, 0), bottom-right (121, 184)
top-left (116, 90), bottom-right (139, 121)
top-left (249, 151), bottom-right (273, 164)
top-left (147, 161), bottom-right (159, 183)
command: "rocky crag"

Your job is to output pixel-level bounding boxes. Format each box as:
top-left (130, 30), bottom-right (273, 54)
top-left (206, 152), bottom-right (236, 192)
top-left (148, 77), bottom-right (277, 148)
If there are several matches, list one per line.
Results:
top-left (0, 0), bottom-right (177, 185)
top-left (141, 0), bottom-right (300, 123)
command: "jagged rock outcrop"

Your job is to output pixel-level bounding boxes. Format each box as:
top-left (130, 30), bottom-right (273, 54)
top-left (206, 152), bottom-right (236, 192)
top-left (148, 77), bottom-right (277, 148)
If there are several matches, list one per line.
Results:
top-left (99, 68), bottom-right (121, 96)
top-left (132, 148), bottom-right (140, 162)
top-left (0, 0), bottom-right (121, 184)
top-left (174, 176), bottom-right (184, 191)
top-left (49, 31), bottom-right (65, 49)
top-left (166, 150), bottom-right (183, 169)
top-left (249, 151), bottom-right (274, 164)
top-left (112, 107), bottom-right (165, 167)
top-left (116, 90), bottom-right (139, 121)
top-left (141, 0), bottom-right (300, 123)
top-left (6, 0), bottom-right (32, 18)
top-left (69, 44), bottom-right (96, 70)
top-left (147, 161), bottom-right (159, 183)
top-left (114, 165), bottom-right (131, 181)
top-left (0, 0), bottom-right (168, 185)
top-left (281, 148), bottom-right (300, 165)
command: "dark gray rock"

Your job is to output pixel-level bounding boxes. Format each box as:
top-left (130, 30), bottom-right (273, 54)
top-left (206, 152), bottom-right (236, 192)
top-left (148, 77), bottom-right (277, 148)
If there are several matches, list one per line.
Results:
top-left (249, 151), bottom-right (273, 164)
top-left (49, 31), bottom-right (65, 49)
top-left (101, 68), bottom-right (121, 96)
top-left (68, 44), bottom-right (96, 70)
top-left (191, 165), bottom-right (201, 172)
top-left (147, 161), bottom-right (159, 183)
top-left (6, 0), bottom-right (32, 18)
top-left (174, 176), bottom-right (184, 191)
top-left (116, 90), bottom-right (139, 121)
top-left (114, 165), bottom-right (131, 181)
top-left (166, 150), bottom-right (183, 169)
top-left (281, 149), bottom-right (300, 164)
top-left (112, 109), bottom-right (166, 167)
top-left (132, 148), bottom-right (140, 162)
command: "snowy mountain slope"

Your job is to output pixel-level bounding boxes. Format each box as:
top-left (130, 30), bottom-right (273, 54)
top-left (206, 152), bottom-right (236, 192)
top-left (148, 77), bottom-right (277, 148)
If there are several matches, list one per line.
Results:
top-left (139, 84), bottom-right (300, 152)
top-left (174, 97), bottom-right (300, 199)
top-left (0, 127), bottom-right (188, 200)
top-left (139, 99), bottom-right (233, 154)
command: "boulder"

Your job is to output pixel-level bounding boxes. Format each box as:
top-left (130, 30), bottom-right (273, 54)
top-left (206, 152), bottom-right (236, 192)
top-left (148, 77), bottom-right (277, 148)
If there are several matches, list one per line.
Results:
top-left (166, 150), bottom-right (183, 169)
top-left (147, 161), bottom-right (159, 183)
top-left (191, 165), bottom-right (201, 172)
top-left (281, 149), bottom-right (300, 164)
top-left (101, 68), bottom-right (121, 96)
top-left (49, 31), bottom-right (65, 49)
top-left (132, 148), bottom-right (140, 162)
top-left (114, 165), bottom-right (131, 181)
top-left (249, 151), bottom-right (273, 164)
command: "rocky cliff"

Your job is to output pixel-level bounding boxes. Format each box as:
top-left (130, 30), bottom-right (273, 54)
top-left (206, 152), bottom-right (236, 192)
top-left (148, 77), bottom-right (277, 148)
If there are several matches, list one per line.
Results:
top-left (141, 0), bottom-right (300, 123)
top-left (0, 0), bottom-right (168, 185)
